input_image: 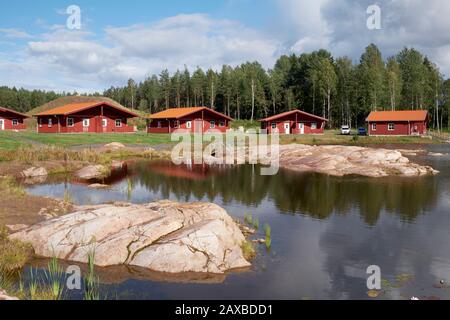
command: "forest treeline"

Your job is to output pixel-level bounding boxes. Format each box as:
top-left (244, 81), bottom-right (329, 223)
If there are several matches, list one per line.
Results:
top-left (1, 44), bottom-right (450, 129)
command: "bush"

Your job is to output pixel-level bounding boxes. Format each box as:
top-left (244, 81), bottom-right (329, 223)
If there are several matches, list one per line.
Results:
top-left (0, 226), bottom-right (33, 271)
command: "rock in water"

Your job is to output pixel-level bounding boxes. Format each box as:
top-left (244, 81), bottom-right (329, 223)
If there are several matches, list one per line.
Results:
top-left (275, 144), bottom-right (438, 177)
top-left (75, 165), bottom-right (107, 180)
top-left (9, 201), bottom-right (251, 274)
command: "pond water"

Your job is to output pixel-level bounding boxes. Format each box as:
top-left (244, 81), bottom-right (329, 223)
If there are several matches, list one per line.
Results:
top-left (25, 144), bottom-right (450, 300)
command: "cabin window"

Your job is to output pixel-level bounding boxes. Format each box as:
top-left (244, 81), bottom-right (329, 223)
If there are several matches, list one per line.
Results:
top-left (371, 123), bottom-right (377, 131)
top-left (39, 118), bottom-right (42, 128)
top-left (388, 123), bottom-right (395, 131)
top-left (271, 123), bottom-right (277, 129)
top-left (102, 119), bottom-right (108, 127)
top-left (311, 122), bottom-right (317, 130)
top-left (219, 120), bottom-right (225, 127)
top-left (67, 118), bottom-right (74, 127)
top-left (82, 119), bottom-right (90, 127)
top-left (48, 118), bottom-right (53, 128)
top-left (157, 121), bottom-right (162, 128)
top-left (186, 121), bottom-right (192, 129)
top-left (12, 119), bottom-right (18, 126)
top-left (210, 121), bottom-right (215, 129)
top-left (115, 119), bottom-right (122, 127)
top-left (174, 120), bottom-right (180, 128)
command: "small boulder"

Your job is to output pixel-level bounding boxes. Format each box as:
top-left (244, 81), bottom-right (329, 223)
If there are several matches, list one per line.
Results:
top-left (22, 167), bottom-right (47, 178)
top-left (104, 142), bottom-right (126, 151)
top-left (75, 165), bottom-right (107, 180)
top-left (88, 183), bottom-right (110, 189)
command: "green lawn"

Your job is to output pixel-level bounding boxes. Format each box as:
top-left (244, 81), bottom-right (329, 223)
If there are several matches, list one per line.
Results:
top-left (0, 129), bottom-right (438, 151)
top-left (0, 131), bottom-right (173, 150)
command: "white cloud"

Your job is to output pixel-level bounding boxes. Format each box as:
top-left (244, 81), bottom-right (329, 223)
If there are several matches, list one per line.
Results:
top-left (1, 14), bottom-right (280, 92)
top-left (276, 0), bottom-right (450, 76)
top-left (105, 14), bottom-right (280, 70)
top-left (3, 2), bottom-right (450, 92)
top-left (0, 28), bottom-right (32, 39)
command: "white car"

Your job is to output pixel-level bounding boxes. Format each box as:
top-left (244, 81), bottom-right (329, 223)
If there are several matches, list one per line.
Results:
top-left (341, 125), bottom-right (351, 135)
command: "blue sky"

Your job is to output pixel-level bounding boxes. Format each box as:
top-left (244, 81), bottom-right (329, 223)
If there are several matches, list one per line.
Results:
top-left (1, 0), bottom-right (450, 92)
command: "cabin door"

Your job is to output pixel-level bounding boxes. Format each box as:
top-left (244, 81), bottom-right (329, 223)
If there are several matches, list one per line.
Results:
top-left (284, 122), bottom-right (290, 134)
top-left (0, 119), bottom-right (4, 130)
top-left (299, 122), bottom-right (305, 134)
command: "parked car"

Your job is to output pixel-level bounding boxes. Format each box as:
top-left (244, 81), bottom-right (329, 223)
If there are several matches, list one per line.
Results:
top-left (341, 125), bottom-right (351, 135)
top-left (358, 127), bottom-right (367, 136)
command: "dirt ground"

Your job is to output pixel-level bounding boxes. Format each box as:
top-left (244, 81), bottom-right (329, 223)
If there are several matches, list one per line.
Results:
top-left (0, 192), bottom-right (68, 226)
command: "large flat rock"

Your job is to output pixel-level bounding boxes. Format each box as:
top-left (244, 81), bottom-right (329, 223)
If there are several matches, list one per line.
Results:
top-left (9, 201), bottom-right (250, 274)
top-left (275, 144), bottom-right (438, 177)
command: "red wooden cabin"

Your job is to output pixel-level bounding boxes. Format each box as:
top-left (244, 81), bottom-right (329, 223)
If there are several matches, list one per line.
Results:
top-left (147, 107), bottom-right (232, 133)
top-left (260, 110), bottom-right (328, 134)
top-left (34, 102), bottom-right (139, 134)
top-left (0, 107), bottom-right (29, 131)
top-left (366, 110), bottom-right (429, 136)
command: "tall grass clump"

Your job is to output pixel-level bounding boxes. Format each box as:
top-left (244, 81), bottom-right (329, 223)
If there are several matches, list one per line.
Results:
top-left (84, 250), bottom-right (100, 300)
top-left (43, 256), bottom-right (65, 300)
top-left (1, 145), bottom-right (111, 164)
top-left (0, 176), bottom-right (25, 196)
top-left (241, 241), bottom-right (256, 261)
top-left (0, 226), bottom-right (33, 272)
top-left (264, 223), bottom-right (272, 249)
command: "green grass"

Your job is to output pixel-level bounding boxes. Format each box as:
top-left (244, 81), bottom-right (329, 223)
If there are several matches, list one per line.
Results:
top-left (278, 129), bottom-right (437, 145)
top-left (0, 128), bottom-right (439, 153)
top-left (0, 226), bottom-right (33, 272)
top-left (229, 120), bottom-right (260, 131)
top-left (0, 131), bottom-right (173, 151)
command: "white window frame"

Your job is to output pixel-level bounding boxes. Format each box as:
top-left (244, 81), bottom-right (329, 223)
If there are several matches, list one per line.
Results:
top-left (115, 119), bottom-right (122, 128)
top-left (371, 123), bottom-right (377, 131)
top-left (388, 123), bottom-right (395, 131)
top-left (271, 123), bottom-right (277, 129)
top-left (186, 121), bottom-right (192, 129)
top-left (82, 119), bottom-right (90, 128)
top-left (12, 119), bottom-right (18, 126)
top-left (39, 118), bottom-right (43, 128)
top-left (48, 118), bottom-right (53, 128)
top-left (219, 120), bottom-right (225, 127)
top-left (67, 117), bottom-right (74, 127)
top-left (102, 118), bottom-right (108, 127)
top-left (311, 122), bottom-right (317, 130)
top-left (174, 120), bottom-right (180, 128)
top-left (210, 120), bottom-right (215, 129)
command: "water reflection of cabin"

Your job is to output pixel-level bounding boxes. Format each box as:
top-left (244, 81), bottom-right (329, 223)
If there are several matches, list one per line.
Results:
top-left (148, 161), bottom-right (225, 180)
top-left (147, 107), bottom-right (232, 133)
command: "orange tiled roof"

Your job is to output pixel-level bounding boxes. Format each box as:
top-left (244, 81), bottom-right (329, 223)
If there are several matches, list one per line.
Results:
top-left (260, 109), bottom-right (328, 122)
top-left (366, 110), bottom-right (428, 122)
top-left (148, 107), bottom-right (233, 120)
top-left (0, 107), bottom-right (29, 118)
top-left (34, 102), bottom-right (139, 117)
